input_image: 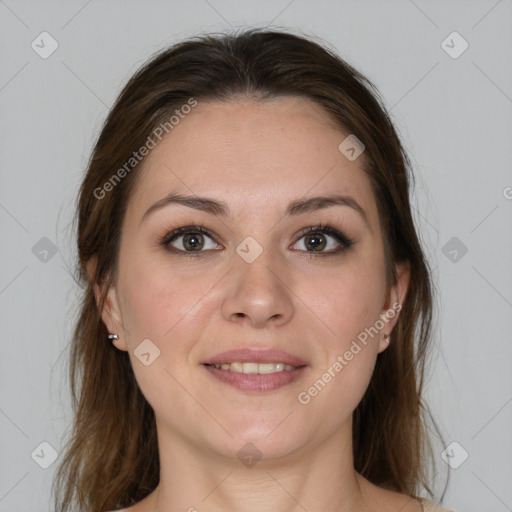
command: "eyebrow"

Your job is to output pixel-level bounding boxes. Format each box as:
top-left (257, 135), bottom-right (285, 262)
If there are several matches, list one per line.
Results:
top-left (141, 192), bottom-right (369, 227)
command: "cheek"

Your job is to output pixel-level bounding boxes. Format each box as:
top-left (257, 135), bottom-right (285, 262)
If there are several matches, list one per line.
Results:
top-left (116, 258), bottom-right (210, 411)
top-left (316, 251), bottom-right (388, 345)
top-left (297, 265), bottom-right (386, 429)
top-left (118, 252), bottom-right (219, 346)
top-left (301, 248), bottom-right (387, 405)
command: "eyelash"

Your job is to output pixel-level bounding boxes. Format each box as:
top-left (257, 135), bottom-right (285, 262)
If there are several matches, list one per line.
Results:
top-left (159, 223), bottom-right (354, 259)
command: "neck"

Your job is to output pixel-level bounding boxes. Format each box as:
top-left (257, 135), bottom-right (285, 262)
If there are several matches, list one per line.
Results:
top-left (149, 418), bottom-right (371, 512)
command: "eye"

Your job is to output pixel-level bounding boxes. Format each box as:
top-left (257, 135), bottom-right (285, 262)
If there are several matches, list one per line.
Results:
top-left (291, 224), bottom-right (354, 256)
top-left (159, 223), bottom-right (354, 258)
top-left (161, 225), bottom-right (221, 254)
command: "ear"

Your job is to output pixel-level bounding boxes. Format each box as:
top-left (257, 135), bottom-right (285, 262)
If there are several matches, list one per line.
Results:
top-left (85, 256), bottom-right (128, 351)
top-left (377, 260), bottom-right (410, 353)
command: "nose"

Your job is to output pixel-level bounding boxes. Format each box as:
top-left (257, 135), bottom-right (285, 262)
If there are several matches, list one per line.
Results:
top-left (220, 246), bottom-right (295, 328)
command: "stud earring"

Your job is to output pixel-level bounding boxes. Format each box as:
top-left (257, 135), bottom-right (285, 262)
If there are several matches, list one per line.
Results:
top-left (107, 333), bottom-right (119, 342)
top-left (383, 333), bottom-right (391, 344)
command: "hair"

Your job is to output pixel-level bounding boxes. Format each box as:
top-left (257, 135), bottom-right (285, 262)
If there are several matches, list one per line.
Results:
top-left (53, 27), bottom-right (448, 511)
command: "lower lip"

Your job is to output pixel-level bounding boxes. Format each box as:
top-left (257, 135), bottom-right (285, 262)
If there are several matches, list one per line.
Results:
top-left (202, 364), bottom-right (308, 392)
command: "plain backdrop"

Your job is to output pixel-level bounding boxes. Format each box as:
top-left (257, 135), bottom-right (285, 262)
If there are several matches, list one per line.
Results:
top-left (1, 1), bottom-right (511, 511)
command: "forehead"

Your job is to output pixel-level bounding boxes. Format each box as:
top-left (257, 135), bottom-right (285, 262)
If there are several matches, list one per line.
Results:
top-left (126, 96), bottom-right (378, 225)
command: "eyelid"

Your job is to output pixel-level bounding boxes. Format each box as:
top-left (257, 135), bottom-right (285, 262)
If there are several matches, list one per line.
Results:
top-left (159, 224), bottom-right (220, 249)
top-left (292, 224), bottom-right (354, 253)
top-left (159, 222), bottom-right (354, 256)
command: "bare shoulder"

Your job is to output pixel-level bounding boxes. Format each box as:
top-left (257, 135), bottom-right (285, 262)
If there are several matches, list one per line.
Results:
top-left (417, 497), bottom-right (455, 512)
top-left (106, 491), bottom-right (156, 512)
top-left (106, 506), bottom-right (142, 512)
top-left (106, 504), bottom-right (141, 512)
top-left (375, 489), bottom-right (423, 512)
top-left (355, 473), bottom-right (455, 512)
top-left (356, 475), bottom-right (422, 512)
top-left (367, 486), bottom-right (454, 512)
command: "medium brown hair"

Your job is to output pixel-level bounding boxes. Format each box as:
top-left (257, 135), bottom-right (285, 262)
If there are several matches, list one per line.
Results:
top-left (53, 27), bottom-right (447, 511)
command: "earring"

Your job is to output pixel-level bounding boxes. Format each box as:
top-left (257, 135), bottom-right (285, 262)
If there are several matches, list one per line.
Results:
top-left (383, 333), bottom-right (391, 344)
top-left (107, 333), bottom-right (119, 342)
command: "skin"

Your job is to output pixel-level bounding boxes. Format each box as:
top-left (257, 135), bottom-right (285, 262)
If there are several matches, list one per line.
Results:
top-left (89, 96), bottom-right (419, 511)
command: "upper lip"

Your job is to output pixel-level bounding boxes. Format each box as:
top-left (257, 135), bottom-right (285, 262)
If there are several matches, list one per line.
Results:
top-left (202, 348), bottom-right (308, 367)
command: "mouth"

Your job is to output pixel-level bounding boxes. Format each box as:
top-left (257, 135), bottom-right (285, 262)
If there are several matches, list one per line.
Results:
top-left (201, 348), bottom-right (309, 393)
top-left (204, 362), bottom-right (299, 373)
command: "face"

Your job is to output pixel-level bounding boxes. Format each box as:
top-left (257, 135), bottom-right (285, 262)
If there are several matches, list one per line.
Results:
top-left (96, 96), bottom-right (409, 461)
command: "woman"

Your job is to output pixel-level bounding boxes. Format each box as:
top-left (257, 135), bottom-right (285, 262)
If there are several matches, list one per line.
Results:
top-left (53, 28), bottom-right (453, 512)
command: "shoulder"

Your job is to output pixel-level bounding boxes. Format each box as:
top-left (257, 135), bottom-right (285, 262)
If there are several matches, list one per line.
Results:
top-left (417, 497), bottom-right (456, 512)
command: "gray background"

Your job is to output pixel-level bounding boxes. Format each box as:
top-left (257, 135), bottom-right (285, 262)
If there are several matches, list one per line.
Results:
top-left (1, 1), bottom-right (511, 511)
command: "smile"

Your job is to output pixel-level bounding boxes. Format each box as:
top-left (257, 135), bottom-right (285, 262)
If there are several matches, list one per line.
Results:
top-left (202, 363), bottom-right (308, 392)
top-left (207, 362), bottom-right (297, 374)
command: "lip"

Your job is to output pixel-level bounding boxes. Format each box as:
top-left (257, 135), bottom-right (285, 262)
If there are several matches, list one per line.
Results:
top-left (202, 364), bottom-right (308, 393)
top-left (201, 348), bottom-right (308, 367)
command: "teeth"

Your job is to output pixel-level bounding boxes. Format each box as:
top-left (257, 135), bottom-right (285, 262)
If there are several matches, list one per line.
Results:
top-left (210, 362), bottom-right (297, 374)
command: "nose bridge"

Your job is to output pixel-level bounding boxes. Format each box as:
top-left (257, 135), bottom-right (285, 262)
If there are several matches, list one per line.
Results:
top-left (221, 234), bottom-right (294, 326)
top-left (237, 237), bottom-right (280, 289)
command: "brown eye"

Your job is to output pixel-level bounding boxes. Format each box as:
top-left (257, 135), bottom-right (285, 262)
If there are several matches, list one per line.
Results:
top-left (302, 232), bottom-right (327, 251)
top-left (291, 224), bottom-right (354, 256)
top-left (161, 226), bottom-right (221, 254)
top-left (179, 232), bottom-right (205, 251)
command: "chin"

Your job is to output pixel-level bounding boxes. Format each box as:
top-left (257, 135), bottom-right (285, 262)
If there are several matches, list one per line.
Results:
top-left (210, 420), bottom-right (306, 461)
